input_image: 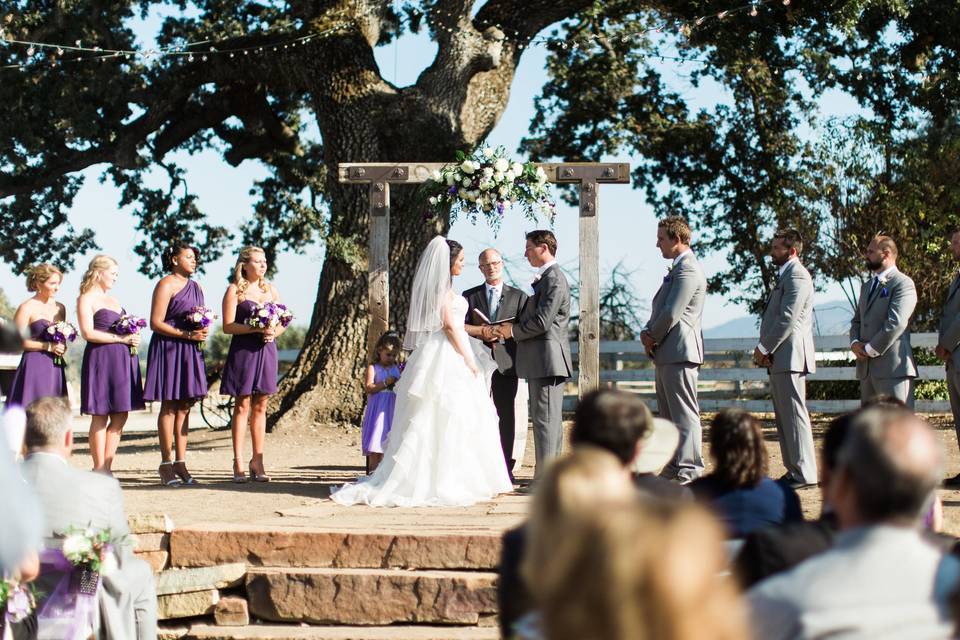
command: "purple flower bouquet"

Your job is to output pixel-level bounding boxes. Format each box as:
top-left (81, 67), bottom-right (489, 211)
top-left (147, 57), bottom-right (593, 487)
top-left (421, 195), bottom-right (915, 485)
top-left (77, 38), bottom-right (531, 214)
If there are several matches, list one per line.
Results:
top-left (246, 302), bottom-right (294, 339)
top-left (45, 321), bottom-right (78, 366)
top-left (182, 306), bottom-right (217, 352)
top-left (111, 313), bottom-right (147, 356)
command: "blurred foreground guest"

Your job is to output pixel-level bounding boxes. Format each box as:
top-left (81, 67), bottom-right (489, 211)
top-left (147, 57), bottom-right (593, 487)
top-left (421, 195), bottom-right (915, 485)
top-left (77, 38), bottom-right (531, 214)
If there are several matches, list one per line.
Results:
top-left (749, 406), bottom-right (957, 639)
top-left (690, 409), bottom-right (803, 538)
top-left (21, 397), bottom-right (157, 640)
top-left (501, 448), bottom-right (634, 639)
top-left (524, 496), bottom-right (747, 640)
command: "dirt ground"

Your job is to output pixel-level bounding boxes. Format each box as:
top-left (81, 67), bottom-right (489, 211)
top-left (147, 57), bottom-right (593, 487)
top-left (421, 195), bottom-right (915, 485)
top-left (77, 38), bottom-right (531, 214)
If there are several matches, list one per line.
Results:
top-left (65, 410), bottom-right (960, 535)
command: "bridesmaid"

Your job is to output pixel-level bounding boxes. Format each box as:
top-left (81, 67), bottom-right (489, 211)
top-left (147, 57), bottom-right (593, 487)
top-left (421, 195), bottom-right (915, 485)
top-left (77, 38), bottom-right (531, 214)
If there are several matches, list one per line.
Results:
top-left (6, 264), bottom-right (68, 408)
top-left (221, 246), bottom-right (283, 483)
top-left (143, 243), bottom-right (209, 486)
top-left (77, 255), bottom-right (145, 473)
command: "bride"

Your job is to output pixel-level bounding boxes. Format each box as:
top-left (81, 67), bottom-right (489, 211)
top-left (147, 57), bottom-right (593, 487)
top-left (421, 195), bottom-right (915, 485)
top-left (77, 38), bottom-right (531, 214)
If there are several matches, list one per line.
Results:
top-left (330, 236), bottom-right (514, 507)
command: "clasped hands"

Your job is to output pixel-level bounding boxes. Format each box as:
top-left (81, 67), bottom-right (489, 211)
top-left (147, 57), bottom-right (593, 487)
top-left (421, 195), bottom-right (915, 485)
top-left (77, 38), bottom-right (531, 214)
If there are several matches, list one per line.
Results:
top-left (936, 344), bottom-right (952, 363)
top-left (640, 330), bottom-right (656, 358)
top-left (480, 323), bottom-right (513, 342)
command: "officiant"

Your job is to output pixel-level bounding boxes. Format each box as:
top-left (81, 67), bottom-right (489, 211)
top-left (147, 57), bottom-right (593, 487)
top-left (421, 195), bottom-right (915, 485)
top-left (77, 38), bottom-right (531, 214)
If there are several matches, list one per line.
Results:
top-left (464, 248), bottom-right (529, 480)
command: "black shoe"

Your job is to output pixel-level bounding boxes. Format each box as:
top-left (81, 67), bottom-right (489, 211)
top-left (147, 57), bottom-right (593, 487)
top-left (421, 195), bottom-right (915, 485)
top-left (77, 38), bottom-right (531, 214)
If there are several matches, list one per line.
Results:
top-left (943, 473), bottom-right (960, 488)
top-left (787, 479), bottom-right (818, 490)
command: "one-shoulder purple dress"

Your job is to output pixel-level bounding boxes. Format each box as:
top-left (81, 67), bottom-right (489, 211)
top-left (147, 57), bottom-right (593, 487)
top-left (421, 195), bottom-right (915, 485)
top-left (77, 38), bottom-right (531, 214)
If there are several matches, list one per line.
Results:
top-left (80, 309), bottom-right (146, 415)
top-left (5, 319), bottom-right (68, 408)
top-left (220, 300), bottom-right (278, 397)
top-left (143, 280), bottom-right (208, 402)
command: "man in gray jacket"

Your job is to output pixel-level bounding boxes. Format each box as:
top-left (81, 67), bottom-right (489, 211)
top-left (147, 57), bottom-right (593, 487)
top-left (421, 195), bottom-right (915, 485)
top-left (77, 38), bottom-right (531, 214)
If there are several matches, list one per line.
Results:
top-left (640, 216), bottom-right (706, 482)
top-left (498, 230), bottom-right (572, 478)
top-left (937, 229), bottom-right (960, 486)
top-left (754, 229), bottom-right (818, 488)
top-left (849, 235), bottom-right (917, 407)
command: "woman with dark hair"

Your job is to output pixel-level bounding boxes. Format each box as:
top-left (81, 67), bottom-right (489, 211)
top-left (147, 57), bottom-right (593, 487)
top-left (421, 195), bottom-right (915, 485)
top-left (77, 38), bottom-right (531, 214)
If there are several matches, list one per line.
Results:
top-left (143, 243), bottom-right (209, 486)
top-left (689, 408), bottom-right (803, 538)
top-left (331, 236), bottom-right (512, 507)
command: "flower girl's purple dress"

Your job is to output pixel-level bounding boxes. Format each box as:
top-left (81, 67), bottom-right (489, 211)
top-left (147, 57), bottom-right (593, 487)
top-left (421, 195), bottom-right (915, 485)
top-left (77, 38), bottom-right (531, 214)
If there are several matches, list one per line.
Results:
top-left (5, 319), bottom-right (67, 408)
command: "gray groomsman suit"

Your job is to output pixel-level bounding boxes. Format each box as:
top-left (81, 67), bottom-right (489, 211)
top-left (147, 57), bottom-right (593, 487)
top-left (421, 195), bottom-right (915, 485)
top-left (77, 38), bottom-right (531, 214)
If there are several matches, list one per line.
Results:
top-left (513, 262), bottom-right (573, 476)
top-left (645, 251), bottom-right (706, 482)
top-left (849, 267), bottom-right (918, 407)
top-left (938, 271), bottom-right (960, 448)
top-left (22, 452), bottom-right (157, 640)
top-left (759, 258), bottom-right (818, 485)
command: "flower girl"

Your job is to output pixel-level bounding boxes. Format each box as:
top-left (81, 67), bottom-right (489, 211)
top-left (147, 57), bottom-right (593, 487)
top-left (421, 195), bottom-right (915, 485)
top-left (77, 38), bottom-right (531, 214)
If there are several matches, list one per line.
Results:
top-left (361, 333), bottom-right (402, 473)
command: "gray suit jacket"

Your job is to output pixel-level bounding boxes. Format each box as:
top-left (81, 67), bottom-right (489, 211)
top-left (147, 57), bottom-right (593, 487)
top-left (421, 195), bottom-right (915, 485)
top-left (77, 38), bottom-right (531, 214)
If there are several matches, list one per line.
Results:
top-left (513, 264), bottom-right (573, 379)
top-left (849, 269), bottom-right (918, 380)
top-left (22, 452), bottom-right (149, 640)
top-left (938, 272), bottom-right (960, 369)
top-left (463, 283), bottom-right (528, 376)
top-left (645, 253), bottom-right (706, 365)
top-left (760, 260), bottom-right (816, 374)
top-left (748, 525), bottom-right (958, 639)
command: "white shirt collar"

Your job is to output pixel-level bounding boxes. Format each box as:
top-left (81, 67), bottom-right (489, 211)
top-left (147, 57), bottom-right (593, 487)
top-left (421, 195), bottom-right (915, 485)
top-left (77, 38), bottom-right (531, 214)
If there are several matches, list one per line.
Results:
top-left (778, 256), bottom-right (799, 277)
top-left (672, 249), bottom-right (692, 267)
top-left (536, 260), bottom-right (557, 277)
top-left (26, 450), bottom-right (68, 465)
top-left (874, 265), bottom-right (897, 281)
top-left (485, 281), bottom-right (503, 293)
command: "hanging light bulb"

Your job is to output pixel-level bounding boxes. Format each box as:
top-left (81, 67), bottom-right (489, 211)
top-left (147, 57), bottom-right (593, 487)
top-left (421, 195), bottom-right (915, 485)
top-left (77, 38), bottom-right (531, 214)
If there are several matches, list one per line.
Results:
top-left (750, 4), bottom-right (759, 16)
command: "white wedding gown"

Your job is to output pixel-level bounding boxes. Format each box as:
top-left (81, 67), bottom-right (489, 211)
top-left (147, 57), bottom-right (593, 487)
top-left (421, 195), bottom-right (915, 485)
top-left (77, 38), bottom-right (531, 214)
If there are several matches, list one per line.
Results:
top-left (331, 295), bottom-right (514, 507)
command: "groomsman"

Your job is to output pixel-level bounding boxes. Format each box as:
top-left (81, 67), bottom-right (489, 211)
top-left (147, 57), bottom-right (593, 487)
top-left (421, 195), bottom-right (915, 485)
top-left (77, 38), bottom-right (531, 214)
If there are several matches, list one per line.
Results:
top-left (463, 248), bottom-right (529, 479)
top-left (753, 229), bottom-right (818, 489)
top-left (849, 235), bottom-right (917, 407)
top-left (640, 216), bottom-right (706, 482)
top-left (937, 230), bottom-right (960, 486)
top-left (498, 230), bottom-right (572, 478)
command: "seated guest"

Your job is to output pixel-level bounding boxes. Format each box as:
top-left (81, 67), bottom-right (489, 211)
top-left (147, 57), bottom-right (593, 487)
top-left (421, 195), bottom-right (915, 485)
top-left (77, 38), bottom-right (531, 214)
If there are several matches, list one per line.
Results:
top-left (749, 406), bottom-right (958, 639)
top-left (0, 441), bottom-right (42, 640)
top-left (527, 497), bottom-right (747, 640)
top-left (690, 408), bottom-right (803, 538)
top-left (20, 397), bottom-right (157, 640)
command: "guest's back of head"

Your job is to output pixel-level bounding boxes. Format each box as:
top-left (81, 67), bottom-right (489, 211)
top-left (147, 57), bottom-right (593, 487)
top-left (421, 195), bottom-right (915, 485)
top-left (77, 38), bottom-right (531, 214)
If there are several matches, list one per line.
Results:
top-left (24, 397), bottom-right (72, 452)
top-left (709, 408), bottom-right (766, 488)
top-left (570, 389), bottom-right (652, 466)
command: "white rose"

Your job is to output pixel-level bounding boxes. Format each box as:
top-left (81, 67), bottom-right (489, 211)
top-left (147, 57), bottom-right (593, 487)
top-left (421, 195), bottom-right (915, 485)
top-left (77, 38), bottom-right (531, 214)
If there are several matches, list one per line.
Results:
top-left (428, 196), bottom-right (437, 205)
top-left (461, 177), bottom-right (471, 187)
top-left (498, 185), bottom-right (509, 196)
top-left (482, 167), bottom-right (494, 179)
top-left (536, 167), bottom-right (547, 183)
top-left (258, 309), bottom-right (270, 317)
top-left (494, 158), bottom-right (509, 173)
top-left (511, 162), bottom-right (524, 175)
top-left (460, 160), bottom-right (475, 174)
top-left (505, 170), bottom-right (516, 181)
top-left (493, 172), bottom-right (504, 182)
top-left (445, 173), bottom-right (455, 186)
top-left (431, 170), bottom-right (442, 181)
top-left (482, 147), bottom-right (494, 158)
top-left (191, 312), bottom-right (202, 322)
top-left (62, 534), bottom-right (93, 558)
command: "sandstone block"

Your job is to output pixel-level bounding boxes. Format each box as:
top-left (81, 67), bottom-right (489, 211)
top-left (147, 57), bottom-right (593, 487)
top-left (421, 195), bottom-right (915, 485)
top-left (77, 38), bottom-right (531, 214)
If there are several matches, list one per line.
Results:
top-left (246, 567), bottom-right (498, 625)
top-left (157, 563), bottom-right (247, 596)
top-left (169, 623), bottom-right (499, 639)
top-left (133, 532), bottom-right (170, 552)
top-left (170, 527), bottom-right (500, 570)
top-left (128, 513), bottom-right (174, 534)
top-left (136, 550), bottom-right (170, 573)
top-left (213, 596), bottom-right (249, 626)
top-left (158, 588), bottom-right (219, 620)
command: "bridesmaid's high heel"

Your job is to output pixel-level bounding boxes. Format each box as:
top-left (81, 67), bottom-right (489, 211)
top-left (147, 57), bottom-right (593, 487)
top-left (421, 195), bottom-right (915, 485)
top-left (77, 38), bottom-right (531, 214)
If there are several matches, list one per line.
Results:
top-left (232, 458), bottom-right (248, 484)
top-left (173, 460), bottom-right (198, 485)
top-left (249, 460), bottom-right (271, 483)
top-left (158, 462), bottom-right (182, 487)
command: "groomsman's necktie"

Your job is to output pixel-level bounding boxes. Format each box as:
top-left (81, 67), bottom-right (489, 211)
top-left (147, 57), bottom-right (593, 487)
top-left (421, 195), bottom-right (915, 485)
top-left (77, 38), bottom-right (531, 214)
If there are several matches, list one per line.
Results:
top-left (868, 276), bottom-right (880, 299)
top-left (488, 287), bottom-right (499, 320)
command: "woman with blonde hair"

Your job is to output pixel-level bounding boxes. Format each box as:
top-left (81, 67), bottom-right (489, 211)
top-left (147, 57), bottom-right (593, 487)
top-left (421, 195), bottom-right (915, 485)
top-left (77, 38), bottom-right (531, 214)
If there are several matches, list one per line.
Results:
top-left (6, 264), bottom-right (69, 408)
top-left (220, 246), bottom-right (285, 483)
top-left (77, 255), bottom-right (145, 473)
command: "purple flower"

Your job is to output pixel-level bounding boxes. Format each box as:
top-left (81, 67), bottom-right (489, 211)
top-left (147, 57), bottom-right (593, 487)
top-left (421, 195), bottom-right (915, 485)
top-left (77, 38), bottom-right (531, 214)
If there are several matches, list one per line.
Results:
top-left (182, 306), bottom-right (218, 352)
top-left (448, 186), bottom-right (458, 195)
top-left (112, 313), bottom-right (148, 356)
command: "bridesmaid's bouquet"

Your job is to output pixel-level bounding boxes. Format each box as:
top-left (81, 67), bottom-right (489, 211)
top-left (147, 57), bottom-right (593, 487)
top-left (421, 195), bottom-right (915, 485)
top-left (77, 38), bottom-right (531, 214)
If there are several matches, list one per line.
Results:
top-left (111, 313), bottom-right (147, 356)
top-left (247, 302), bottom-right (294, 339)
top-left (45, 321), bottom-right (78, 366)
top-left (0, 577), bottom-right (38, 625)
top-left (182, 306), bottom-right (217, 352)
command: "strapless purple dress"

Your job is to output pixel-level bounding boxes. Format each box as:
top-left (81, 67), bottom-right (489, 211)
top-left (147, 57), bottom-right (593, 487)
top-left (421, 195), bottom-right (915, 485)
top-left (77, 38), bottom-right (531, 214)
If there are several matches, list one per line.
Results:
top-left (6, 319), bottom-right (68, 408)
top-left (79, 308), bottom-right (146, 415)
top-left (220, 300), bottom-right (278, 397)
top-left (143, 280), bottom-right (208, 402)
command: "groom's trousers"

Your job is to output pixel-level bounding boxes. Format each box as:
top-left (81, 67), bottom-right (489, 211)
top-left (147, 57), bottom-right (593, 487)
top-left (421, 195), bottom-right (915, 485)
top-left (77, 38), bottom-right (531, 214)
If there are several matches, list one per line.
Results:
top-left (529, 376), bottom-right (565, 478)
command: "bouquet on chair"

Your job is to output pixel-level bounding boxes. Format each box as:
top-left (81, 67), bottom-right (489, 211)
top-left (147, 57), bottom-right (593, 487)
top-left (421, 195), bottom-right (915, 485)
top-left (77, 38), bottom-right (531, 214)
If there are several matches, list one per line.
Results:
top-left (182, 306), bottom-right (218, 352)
top-left (111, 313), bottom-right (147, 356)
top-left (44, 322), bottom-right (77, 367)
top-left (37, 526), bottom-right (121, 640)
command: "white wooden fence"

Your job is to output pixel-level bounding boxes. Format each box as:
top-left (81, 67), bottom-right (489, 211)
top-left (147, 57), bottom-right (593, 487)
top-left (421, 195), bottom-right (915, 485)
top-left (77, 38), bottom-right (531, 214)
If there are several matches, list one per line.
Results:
top-left (564, 332), bottom-right (951, 413)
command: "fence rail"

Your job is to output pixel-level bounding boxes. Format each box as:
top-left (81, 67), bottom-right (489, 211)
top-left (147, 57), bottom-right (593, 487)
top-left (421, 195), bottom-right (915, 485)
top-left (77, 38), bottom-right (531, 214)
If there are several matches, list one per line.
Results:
top-left (563, 332), bottom-right (951, 413)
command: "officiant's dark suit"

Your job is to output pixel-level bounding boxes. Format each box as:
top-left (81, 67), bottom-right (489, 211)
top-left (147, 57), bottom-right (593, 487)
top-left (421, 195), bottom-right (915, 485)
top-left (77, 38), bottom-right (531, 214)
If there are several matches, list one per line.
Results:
top-left (464, 280), bottom-right (528, 475)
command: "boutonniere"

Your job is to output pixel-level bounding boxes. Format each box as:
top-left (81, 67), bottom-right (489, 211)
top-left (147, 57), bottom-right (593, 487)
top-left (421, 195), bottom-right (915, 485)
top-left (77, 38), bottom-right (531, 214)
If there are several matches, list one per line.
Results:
top-left (879, 275), bottom-right (890, 298)
top-left (663, 265), bottom-right (673, 283)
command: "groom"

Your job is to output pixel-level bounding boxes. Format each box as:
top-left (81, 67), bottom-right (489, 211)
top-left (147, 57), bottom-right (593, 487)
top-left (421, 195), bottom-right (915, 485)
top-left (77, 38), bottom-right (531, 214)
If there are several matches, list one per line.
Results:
top-left (497, 230), bottom-right (572, 478)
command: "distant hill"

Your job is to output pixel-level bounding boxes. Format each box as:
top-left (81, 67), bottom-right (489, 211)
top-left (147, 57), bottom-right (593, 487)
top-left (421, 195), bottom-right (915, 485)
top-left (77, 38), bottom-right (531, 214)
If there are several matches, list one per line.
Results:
top-left (704, 300), bottom-right (854, 338)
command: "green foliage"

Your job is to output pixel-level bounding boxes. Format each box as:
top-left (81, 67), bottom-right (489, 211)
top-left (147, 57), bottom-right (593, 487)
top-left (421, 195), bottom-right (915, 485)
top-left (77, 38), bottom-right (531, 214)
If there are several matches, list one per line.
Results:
top-left (276, 324), bottom-right (306, 351)
top-left (0, 288), bottom-right (14, 320)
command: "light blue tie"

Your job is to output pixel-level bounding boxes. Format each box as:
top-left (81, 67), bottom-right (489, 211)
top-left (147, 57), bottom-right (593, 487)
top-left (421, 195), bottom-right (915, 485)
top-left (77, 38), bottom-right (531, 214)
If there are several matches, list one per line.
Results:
top-left (488, 287), bottom-right (498, 320)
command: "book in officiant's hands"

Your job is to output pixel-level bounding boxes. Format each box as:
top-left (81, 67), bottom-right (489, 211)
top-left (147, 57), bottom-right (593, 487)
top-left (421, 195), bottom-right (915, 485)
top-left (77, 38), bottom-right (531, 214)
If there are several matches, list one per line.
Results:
top-left (472, 309), bottom-right (515, 325)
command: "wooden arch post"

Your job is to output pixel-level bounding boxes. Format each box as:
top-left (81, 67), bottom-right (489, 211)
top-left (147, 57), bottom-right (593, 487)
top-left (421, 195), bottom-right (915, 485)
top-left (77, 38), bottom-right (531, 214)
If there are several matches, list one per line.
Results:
top-left (339, 161), bottom-right (629, 397)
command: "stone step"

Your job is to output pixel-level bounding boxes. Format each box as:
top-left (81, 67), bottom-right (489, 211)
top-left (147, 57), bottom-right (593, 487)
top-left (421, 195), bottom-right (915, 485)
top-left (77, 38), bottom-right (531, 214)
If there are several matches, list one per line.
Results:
top-left (246, 567), bottom-right (499, 626)
top-left (170, 527), bottom-right (502, 570)
top-left (159, 624), bottom-right (499, 640)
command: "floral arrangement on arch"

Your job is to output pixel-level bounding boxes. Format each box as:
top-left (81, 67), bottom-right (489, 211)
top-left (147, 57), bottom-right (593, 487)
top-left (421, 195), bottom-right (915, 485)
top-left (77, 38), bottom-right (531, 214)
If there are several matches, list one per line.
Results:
top-left (421, 146), bottom-right (555, 230)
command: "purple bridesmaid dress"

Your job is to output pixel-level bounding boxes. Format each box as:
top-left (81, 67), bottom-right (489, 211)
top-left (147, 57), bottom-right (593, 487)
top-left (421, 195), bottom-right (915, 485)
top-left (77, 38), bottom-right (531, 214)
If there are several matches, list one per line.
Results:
top-left (79, 309), bottom-right (146, 415)
top-left (220, 300), bottom-right (278, 397)
top-left (143, 280), bottom-right (209, 402)
top-left (5, 319), bottom-right (68, 408)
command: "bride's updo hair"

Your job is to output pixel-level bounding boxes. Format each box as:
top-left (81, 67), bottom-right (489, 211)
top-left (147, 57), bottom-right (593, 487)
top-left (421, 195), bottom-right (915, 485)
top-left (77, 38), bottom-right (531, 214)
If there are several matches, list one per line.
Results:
top-left (445, 239), bottom-right (463, 271)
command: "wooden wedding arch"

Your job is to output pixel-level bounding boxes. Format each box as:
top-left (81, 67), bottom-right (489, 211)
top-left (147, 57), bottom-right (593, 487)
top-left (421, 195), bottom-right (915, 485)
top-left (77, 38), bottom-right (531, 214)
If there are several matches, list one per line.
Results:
top-left (339, 161), bottom-right (629, 397)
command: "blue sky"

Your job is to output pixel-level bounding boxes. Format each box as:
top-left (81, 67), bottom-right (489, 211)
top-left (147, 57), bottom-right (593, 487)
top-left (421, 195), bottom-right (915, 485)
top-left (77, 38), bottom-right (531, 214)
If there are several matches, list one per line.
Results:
top-left (0, 6), bottom-right (857, 337)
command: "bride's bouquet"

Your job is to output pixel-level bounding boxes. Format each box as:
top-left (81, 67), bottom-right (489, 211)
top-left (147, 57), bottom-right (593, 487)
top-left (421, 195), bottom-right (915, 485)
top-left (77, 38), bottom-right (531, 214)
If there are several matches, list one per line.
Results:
top-left (247, 302), bottom-right (294, 338)
top-left (111, 313), bottom-right (147, 356)
top-left (182, 306), bottom-right (217, 352)
top-left (1, 577), bottom-right (38, 626)
top-left (420, 145), bottom-right (554, 231)
top-left (45, 321), bottom-right (78, 366)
